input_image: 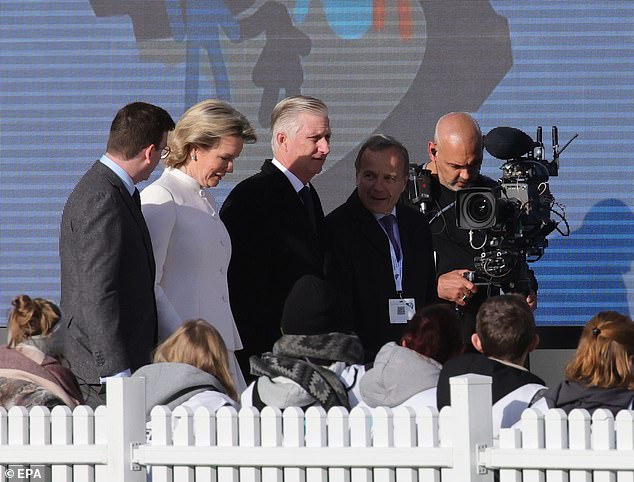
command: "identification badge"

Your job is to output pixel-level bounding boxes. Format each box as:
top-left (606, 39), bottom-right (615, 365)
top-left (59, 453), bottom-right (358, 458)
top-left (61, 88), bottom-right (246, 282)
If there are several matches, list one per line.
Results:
top-left (388, 298), bottom-right (416, 324)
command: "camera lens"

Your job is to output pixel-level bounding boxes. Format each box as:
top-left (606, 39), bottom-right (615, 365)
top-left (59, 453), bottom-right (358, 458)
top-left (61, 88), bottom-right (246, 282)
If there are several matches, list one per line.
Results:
top-left (467, 194), bottom-right (493, 223)
top-left (456, 187), bottom-right (497, 229)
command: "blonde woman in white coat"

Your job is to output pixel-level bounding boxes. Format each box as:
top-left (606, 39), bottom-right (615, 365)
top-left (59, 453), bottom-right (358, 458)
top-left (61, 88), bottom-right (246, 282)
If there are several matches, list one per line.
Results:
top-left (141, 100), bottom-right (256, 391)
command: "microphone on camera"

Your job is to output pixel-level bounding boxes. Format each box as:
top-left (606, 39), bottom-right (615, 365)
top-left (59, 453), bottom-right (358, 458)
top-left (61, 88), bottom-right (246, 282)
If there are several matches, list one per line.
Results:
top-left (485, 127), bottom-right (537, 160)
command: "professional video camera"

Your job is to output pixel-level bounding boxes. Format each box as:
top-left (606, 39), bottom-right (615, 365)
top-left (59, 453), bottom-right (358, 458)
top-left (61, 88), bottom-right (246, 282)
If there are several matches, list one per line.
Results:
top-left (404, 125), bottom-right (575, 294)
top-left (453, 126), bottom-right (575, 293)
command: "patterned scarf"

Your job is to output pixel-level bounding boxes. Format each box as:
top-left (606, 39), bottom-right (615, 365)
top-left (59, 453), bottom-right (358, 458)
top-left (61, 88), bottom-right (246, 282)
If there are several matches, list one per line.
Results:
top-left (249, 333), bottom-right (365, 411)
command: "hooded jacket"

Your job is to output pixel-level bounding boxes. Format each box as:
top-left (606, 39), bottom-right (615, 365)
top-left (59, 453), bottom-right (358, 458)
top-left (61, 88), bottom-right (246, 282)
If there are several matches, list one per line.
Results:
top-left (359, 342), bottom-right (440, 408)
top-left (534, 380), bottom-right (634, 416)
top-left (132, 362), bottom-right (237, 419)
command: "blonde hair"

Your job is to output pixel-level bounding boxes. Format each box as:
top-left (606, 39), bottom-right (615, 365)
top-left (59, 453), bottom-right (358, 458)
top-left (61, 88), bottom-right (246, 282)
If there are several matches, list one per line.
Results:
top-left (565, 311), bottom-right (634, 389)
top-left (270, 95), bottom-right (328, 152)
top-left (153, 319), bottom-right (238, 400)
top-left (164, 99), bottom-right (256, 169)
top-left (8, 294), bottom-right (61, 347)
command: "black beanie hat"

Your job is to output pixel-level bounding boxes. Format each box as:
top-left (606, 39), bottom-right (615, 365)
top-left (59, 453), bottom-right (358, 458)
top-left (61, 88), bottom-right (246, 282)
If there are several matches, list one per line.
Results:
top-left (280, 275), bottom-right (342, 335)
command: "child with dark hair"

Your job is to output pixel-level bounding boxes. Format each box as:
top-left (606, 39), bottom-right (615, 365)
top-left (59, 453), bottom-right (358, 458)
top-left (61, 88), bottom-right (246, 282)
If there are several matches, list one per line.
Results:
top-left (359, 304), bottom-right (464, 409)
top-left (0, 295), bottom-right (83, 408)
top-left (436, 294), bottom-right (545, 435)
top-left (530, 311), bottom-right (634, 415)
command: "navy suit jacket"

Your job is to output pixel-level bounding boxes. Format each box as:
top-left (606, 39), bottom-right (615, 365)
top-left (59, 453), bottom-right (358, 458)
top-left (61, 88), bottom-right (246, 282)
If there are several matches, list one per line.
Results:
top-left (59, 161), bottom-right (158, 384)
top-left (326, 190), bottom-right (437, 360)
top-left (220, 160), bottom-right (327, 373)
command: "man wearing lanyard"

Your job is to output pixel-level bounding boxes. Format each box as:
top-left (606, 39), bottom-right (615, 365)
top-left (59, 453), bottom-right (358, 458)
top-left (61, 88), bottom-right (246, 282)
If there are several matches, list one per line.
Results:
top-left (326, 134), bottom-right (437, 361)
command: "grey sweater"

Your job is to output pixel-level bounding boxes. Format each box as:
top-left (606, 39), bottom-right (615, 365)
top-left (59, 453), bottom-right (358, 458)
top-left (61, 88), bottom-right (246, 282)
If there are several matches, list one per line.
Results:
top-left (133, 362), bottom-right (230, 419)
top-left (360, 342), bottom-right (441, 407)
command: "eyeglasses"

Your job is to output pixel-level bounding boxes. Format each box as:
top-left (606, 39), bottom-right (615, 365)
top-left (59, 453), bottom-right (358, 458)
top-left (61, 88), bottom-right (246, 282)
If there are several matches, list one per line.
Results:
top-left (160, 146), bottom-right (171, 160)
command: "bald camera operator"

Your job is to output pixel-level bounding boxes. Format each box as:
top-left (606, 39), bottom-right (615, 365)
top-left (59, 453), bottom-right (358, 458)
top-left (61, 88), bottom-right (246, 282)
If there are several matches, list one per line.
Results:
top-left (422, 112), bottom-right (537, 345)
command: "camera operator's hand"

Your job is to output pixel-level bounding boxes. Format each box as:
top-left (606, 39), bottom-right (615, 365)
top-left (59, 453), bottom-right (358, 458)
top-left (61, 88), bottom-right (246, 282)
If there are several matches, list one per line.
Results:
top-left (526, 290), bottom-right (537, 311)
top-left (437, 269), bottom-right (477, 306)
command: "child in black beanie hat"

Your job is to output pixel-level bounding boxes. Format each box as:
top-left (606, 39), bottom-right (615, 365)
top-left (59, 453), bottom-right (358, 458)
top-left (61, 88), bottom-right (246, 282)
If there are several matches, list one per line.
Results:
top-left (242, 275), bottom-right (365, 411)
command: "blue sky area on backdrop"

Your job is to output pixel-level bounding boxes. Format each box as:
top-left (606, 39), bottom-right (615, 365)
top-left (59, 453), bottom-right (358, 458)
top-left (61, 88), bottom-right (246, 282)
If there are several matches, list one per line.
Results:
top-left (0, 1), bottom-right (632, 326)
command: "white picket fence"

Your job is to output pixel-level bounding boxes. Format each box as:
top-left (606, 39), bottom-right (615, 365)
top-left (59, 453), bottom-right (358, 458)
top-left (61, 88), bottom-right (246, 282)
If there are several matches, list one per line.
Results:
top-left (0, 375), bottom-right (634, 482)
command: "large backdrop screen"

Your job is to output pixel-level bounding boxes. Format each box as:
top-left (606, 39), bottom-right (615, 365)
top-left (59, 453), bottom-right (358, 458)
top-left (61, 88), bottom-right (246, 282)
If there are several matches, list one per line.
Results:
top-left (1, 1), bottom-right (633, 326)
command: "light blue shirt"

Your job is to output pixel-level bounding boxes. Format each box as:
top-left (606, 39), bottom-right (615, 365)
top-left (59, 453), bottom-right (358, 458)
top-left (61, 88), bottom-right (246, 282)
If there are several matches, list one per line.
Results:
top-left (100, 154), bottom-right (136, 195)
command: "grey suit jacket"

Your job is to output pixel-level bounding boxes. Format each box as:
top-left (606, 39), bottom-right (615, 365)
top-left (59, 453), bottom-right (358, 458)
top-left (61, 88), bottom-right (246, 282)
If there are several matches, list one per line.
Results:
top-left (59, 161), bottom-right (158, 384)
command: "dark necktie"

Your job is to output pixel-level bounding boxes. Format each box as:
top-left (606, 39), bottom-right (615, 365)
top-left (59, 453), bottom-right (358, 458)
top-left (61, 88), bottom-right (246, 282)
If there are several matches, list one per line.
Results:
top-left (379, 214), bottom-right (402, 262)
top-left (132, 187), bottom-right (142, 211)
top-left (299, 185), bottom-right (317, 232)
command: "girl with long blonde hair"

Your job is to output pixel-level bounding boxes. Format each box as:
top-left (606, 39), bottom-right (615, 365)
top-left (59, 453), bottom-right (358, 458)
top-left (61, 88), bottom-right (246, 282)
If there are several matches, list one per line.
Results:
top-left (133, 319), bottom-right (239, 418)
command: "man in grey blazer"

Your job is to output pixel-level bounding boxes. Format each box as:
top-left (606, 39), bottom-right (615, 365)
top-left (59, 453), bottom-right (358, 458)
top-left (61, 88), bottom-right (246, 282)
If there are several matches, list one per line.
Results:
top-left (220, 96), bottom-right (331, 378)
top-left (59, 102), bottom-right (175, 407)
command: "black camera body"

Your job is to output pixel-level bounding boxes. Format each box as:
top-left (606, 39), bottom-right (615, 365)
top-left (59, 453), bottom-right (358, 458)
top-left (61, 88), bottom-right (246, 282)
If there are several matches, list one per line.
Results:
top-left (454, 126), bottom-right (572, 292)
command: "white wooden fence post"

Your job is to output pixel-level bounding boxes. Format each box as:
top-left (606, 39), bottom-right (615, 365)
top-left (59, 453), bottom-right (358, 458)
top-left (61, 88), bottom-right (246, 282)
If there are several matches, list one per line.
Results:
top-left (51, 406), bottom-right (72, 482)
top-left (349, 406), bottom-right (372, 482)
top-left (615, 410), bottom-right (634, 482)
top-left (518, 408), bottom-right (544, 482)
top-left (29, 406), bottom-right (51, 481)
top-left (106, 377), bottom-right (146, 482)
top-left (417, 406), bottom-right (440, 482)
top-left (544, 408), bottom-right (568, 482)
top-left (283, 407), bottom-right (306, 482)
top-left (591, 409), bottom-right (615, 482)
top-left (448, 374), bottom-right (494, 482)
top-left (73, 406), bottom-right (95, 482)
top-left (7, 406), bottom-right (28, 478)
top-left (569, 409), bottom-right (592, 482)
top-left (261, 406), bottom-right (283, 482)
top-left (238, 406), bottom-right (261, 482)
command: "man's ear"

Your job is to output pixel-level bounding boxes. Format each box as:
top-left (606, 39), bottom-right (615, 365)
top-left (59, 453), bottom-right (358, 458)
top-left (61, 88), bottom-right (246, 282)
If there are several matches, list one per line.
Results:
top-left (276, 132), bottom-right (287, 151)
top-left (143, 144), bottom-right (155, 161)
top-left (471, 333), bottom-right (484, 354)
top-left (427, 142), bottom-right (438, 175)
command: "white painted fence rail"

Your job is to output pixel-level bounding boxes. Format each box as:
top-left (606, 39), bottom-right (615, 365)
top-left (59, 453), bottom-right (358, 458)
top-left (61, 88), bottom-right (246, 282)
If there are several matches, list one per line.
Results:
top-left (0, 375), bottom-right (633, 481)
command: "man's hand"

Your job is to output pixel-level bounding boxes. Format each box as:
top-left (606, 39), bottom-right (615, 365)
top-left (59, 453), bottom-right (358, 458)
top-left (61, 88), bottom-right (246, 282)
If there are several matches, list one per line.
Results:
top-left (437, 269), bottom-right (477, 306)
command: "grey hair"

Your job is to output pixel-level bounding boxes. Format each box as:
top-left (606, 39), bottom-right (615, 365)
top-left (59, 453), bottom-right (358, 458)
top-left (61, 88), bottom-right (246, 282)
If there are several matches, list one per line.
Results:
top-left (270, 96), bottom-right (328, 152)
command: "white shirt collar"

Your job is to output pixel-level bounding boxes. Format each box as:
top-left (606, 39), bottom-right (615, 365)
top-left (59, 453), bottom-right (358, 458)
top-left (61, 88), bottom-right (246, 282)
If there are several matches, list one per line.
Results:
top-left (271, 158), bottom-right (307, 193)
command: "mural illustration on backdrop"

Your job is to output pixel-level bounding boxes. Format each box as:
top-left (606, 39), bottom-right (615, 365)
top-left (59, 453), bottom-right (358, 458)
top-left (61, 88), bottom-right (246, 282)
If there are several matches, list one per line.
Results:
top-left (88, 0), bottom-right (512, 210)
